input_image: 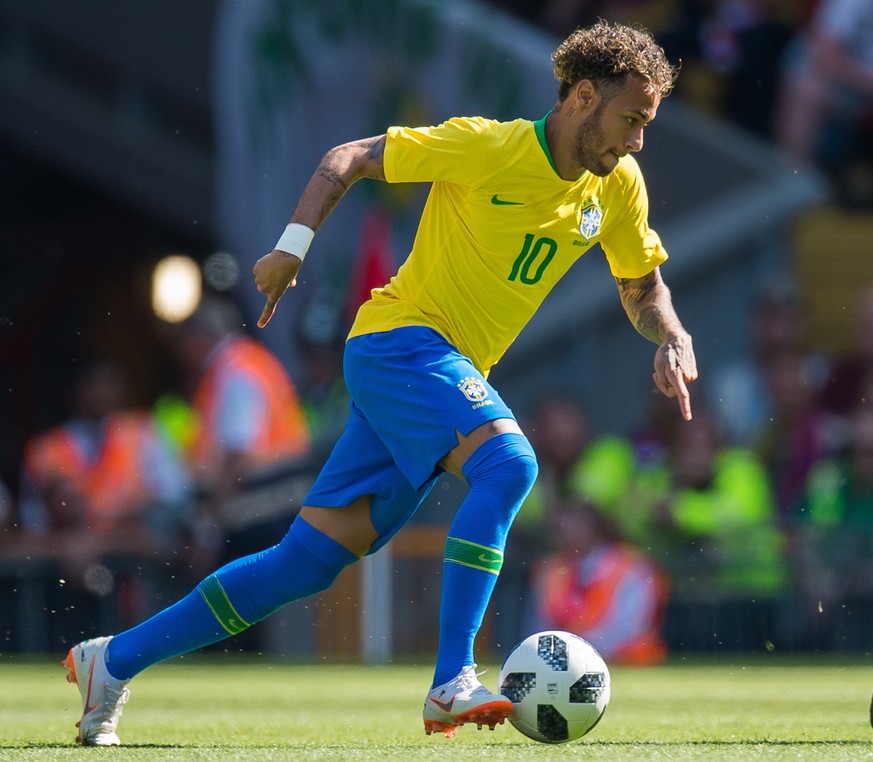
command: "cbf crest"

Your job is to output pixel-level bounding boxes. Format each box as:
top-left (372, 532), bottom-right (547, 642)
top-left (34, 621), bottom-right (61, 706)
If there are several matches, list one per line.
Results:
top-left (577, 199), bottom-right (604, 240)
top-left (457, 376), bottom-right (489, 402)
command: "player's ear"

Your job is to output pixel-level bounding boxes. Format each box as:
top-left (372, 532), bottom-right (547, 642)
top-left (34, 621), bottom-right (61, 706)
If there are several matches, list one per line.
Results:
top-left (573, 79), bottom-right (596, 110)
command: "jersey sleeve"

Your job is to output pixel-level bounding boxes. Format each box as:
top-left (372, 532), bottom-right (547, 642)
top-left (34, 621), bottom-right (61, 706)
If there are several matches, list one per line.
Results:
top-left (598, 156), bottom-right (668, 279)
top-left (384, 117), bottom-right (501, 185)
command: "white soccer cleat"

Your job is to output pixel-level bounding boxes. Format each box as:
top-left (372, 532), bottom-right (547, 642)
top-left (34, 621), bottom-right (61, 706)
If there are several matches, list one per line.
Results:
top-left (422, 665), bottom-right (512, 738)
top-left (62, 636), bottom-right (130, 746)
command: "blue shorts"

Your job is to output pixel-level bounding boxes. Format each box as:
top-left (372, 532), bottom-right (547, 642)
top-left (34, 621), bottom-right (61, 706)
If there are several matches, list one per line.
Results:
top-left (304, 326), bottom-right (515, 544)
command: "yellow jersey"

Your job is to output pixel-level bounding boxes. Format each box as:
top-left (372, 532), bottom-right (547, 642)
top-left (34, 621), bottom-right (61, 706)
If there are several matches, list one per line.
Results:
top-left (348, 114), bottom-right (668, 373)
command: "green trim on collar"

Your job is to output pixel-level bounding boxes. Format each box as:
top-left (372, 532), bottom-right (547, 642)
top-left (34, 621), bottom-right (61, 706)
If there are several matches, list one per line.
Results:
top-left (533, 112), bottom-right (559, 176)
top-left (534, 110), bottom-right (587, 181)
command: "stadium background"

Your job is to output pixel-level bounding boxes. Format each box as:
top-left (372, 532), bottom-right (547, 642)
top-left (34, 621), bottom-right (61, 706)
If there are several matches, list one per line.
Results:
top-left (1, 0), bottom-right (869, 662)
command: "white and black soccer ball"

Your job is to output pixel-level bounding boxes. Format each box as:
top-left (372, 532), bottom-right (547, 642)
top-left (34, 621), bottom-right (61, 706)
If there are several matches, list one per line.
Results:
top-left (499, 630), bottom-right (610, 744)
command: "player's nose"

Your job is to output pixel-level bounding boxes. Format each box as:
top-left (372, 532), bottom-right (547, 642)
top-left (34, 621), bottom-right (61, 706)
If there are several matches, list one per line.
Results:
top-left (625, 127), bottom-right (644, 153)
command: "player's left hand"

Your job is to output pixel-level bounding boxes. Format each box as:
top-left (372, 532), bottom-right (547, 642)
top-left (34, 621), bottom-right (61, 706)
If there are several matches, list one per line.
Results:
top-left (253, 249), bottom-right (303, 328)
top-left (653, 331), bottom-right (697, 421)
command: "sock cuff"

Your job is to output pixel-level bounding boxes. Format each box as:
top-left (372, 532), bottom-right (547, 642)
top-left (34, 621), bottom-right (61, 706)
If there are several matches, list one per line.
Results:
top-left (290, 516), bottom-right (359, 569)
top-left (197, 574), bottom-right (251, 635)
top-left (444, 536), bottom-right (503, 575)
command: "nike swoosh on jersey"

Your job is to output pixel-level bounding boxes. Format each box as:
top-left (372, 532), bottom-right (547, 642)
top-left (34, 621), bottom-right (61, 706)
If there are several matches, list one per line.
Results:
top-left (490, 195), bottom-right (524, 205)
top-left (478, 553), bottom-right (502, 564)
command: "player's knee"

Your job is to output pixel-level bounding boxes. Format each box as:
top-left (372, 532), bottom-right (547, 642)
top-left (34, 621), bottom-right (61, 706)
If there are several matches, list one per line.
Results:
top-left (298, 499), bottom-right (377, 558)
top-left (462, 432), bottom-right (539, 502)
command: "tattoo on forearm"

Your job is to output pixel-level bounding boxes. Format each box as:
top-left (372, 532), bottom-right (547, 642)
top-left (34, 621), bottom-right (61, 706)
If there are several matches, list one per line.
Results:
top-left (616, 274), bottom-right (677, 344)
top-left (635, 303), bottom-right (669, 343)
top-left (317, 165), bottom-right (348, 191)
top-left (322, 191), bottom-right (345, 220)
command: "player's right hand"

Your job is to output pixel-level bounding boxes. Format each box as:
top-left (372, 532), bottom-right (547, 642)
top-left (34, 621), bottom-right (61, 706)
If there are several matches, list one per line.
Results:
top-left (253, 249), bottom-right (303, 327)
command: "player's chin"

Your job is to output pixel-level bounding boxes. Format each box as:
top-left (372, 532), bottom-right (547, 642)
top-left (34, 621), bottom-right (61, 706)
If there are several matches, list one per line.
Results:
top-left (588, 155), bottom-right (619, 177)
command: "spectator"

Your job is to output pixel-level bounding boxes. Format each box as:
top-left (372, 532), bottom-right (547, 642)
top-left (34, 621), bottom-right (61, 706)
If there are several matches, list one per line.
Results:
top-left (0, 478), bottom-right (12, 536)
top-left (820, 284), bottom-right (873, 441)
top-left (785, 407), bottom-right (873, 650)
top-left (707, 279), bottom-right (825, 450)
top-left (757, 346), bottom-right (831, 522)
top-left (671, 1), bottom-right (804, 136)
top-left (19, 360), bottom-right (191, 553)
top-left (638, 411), bottom-right (786, 649)
top-left (496, 392), bottom-right (663, 649)
top-left (14, 360), bottom-right (192, 637)
top-left (544, 2), bottom-right (807, 137)
top-left (296, 292), bottom-right (349, 463)
top-left (167, 295), bottom-right (312, 580)
top-left (528, 497), bottom-right (669, 664)
top-left (540, 1), bottom-right (683, 41)
top-left (522, 393), bottom-right (648, 545)
top-left (774, 0), bottom-right (873, 192)
top-left (523, 393), bottom-right (593, 518)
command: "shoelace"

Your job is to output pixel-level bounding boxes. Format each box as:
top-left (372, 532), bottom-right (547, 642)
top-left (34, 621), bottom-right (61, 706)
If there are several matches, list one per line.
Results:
top-left (453, 666), bottom-right (490, 694)
top-left (93, 683), bottom-right (130, 729)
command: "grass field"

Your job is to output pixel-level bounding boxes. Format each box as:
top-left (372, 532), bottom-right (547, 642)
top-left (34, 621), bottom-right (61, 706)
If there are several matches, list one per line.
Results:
top-left (1, 654), bottom-right (872, 760)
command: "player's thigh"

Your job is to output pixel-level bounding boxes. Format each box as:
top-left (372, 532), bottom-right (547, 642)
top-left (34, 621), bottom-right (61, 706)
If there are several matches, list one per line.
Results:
top-left (344, 326), bottom-right (518, 489)
top-left (303, 400), bottom-right (433, 555)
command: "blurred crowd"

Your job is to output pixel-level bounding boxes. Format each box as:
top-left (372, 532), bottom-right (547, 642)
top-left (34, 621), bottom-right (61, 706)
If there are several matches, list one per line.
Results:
top-left (3, 0), bottom-right (873, 659)
top-left (494, 279), bottom-right (873, 660)
top-left (0, 294), bottom-right (335, 652)
top-left (7, 274), bottom-right (873, 659)
top-left (488, 0), bottom-right (873, 207)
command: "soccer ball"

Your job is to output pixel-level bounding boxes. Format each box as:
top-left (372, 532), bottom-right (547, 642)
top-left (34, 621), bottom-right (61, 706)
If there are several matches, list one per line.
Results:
top-left (498, 630), bottom-right (610, 744)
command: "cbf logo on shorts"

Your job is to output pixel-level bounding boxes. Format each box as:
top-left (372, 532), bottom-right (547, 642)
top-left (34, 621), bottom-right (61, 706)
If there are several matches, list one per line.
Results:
top-left (457, 377), bottom-right (494, 410)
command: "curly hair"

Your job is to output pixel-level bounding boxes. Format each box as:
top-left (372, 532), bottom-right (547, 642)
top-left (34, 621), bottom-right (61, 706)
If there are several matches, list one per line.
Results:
top-left (552, 20), bottom-right (678, 101)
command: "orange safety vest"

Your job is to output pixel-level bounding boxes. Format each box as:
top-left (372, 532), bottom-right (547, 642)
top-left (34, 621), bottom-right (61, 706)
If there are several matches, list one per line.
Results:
top-left (189, 336), bottom-right (310, 477)
top-left (23, 412), bottom-right (154, 535)
top-left (535, 543), bottom-right (669, 665)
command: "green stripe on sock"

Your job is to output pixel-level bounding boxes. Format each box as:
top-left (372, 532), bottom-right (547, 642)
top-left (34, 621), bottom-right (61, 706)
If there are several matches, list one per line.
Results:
top-left (444, 536), bottom-right (503, 575)
top-left (197, 575), bottom-right (250, 635)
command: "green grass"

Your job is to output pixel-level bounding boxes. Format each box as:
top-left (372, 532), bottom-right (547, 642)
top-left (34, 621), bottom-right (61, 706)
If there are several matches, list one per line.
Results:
top-left (1, 654), bottom-right (872, 760)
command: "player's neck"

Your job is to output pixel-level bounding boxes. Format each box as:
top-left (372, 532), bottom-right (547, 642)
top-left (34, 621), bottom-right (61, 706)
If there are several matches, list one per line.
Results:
top-left (544, 108), bottom-right (585, 181)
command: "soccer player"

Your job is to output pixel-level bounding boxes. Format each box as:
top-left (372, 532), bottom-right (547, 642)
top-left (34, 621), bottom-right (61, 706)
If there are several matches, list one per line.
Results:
top-left (63, 20), bottom-right (697, 745)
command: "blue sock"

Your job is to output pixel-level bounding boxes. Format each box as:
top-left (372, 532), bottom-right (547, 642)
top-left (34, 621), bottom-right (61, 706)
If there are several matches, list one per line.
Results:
top-left (106, 518), bottom-right (357, 680)
top-left (432, 433), bottom-right (538, 688)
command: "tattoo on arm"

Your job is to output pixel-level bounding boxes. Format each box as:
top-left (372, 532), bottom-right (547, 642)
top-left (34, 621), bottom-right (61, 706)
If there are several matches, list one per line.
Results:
top-left (317, 165), bottom-right (348, 191)
top-left (290, 135), bottom-right (386, 231)
top-left (616, 271), bottom-right (680, 345)
top-left (365, 138), bottom-right (384, 161)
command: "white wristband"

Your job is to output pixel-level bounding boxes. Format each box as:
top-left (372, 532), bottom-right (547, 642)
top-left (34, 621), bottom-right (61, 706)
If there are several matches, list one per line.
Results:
top-left (274, 223), bottom-right (314, 262)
